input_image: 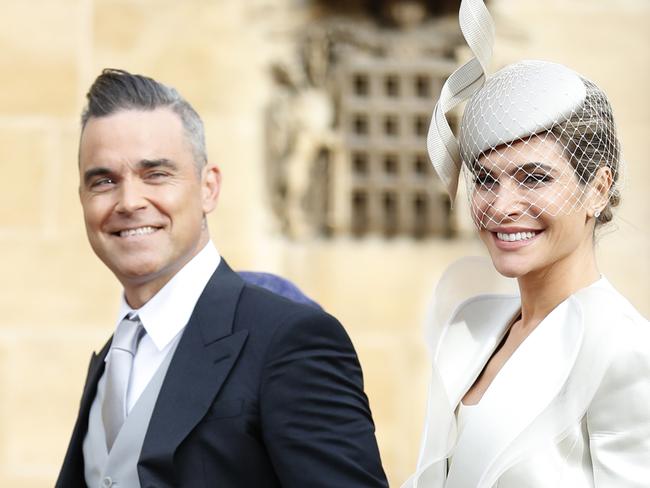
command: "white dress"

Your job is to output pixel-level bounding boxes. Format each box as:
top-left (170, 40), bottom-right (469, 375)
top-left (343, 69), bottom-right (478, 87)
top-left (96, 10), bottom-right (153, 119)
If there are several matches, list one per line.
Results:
top-left (403, 259), bottom-right (650, 488)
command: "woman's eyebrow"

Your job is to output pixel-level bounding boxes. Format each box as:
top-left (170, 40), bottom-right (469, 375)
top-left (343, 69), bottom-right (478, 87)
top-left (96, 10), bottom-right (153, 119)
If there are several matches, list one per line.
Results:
top-left (509, 162), bottom-right (554, 176)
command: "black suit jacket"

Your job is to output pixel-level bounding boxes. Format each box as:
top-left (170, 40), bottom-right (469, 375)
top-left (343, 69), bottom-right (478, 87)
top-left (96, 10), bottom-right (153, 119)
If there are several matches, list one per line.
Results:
top-left (56, 260), bottom-right (388, 487)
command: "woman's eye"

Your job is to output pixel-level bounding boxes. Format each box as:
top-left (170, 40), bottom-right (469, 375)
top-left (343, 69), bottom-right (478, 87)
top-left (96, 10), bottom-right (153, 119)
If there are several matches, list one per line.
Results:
top-left (474, 173), bottom-right (498, 189)
top-left (522, 172), bottom-right (552, 186)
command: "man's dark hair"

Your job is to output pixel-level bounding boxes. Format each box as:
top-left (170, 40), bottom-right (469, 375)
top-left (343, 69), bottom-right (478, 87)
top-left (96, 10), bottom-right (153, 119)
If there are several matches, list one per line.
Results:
top-left (81, 69), bottom-right (207, 167)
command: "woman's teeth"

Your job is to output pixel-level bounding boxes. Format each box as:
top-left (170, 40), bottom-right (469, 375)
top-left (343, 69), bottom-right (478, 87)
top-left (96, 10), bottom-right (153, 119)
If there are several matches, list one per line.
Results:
top-left (496, 231), bottom-right (537, 242)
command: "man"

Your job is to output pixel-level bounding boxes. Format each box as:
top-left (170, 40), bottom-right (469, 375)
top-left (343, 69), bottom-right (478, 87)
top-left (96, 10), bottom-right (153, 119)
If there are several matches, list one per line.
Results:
top-left (57, 69), bottom-right (387, 487)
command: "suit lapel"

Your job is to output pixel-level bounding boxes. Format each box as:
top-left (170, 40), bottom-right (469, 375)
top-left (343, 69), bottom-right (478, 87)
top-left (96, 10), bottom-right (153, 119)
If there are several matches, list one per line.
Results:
top-left (446, 296), bottom-right (585, 488)
top-left (56, 340), bottom-right (110, 487)
top-left (138, 259), bottom-right (248, 485)
top-left (81, 343), bottom-right (110, 410)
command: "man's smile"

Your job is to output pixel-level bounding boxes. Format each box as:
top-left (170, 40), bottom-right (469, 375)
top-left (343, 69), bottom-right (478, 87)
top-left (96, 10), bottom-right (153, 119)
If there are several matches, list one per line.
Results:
top-left (111, 225), bottom-right (163, 238)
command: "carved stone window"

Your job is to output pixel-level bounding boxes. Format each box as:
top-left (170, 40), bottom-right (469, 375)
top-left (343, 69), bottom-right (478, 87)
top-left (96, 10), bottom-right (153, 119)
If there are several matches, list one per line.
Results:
top-left (337, 59), bottom-right (457, 238)
top-left (266, 2), bottom-right (464, 239)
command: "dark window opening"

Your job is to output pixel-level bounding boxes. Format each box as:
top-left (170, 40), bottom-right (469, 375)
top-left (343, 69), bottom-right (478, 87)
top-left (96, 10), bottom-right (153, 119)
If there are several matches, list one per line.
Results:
top-left (383, 154), bottom-right (398, 175)
top-left (352, 190), bottom-right (368, 237)
top-left (352, 152), bottom-right (369, 175)
top-left (385, 75), bottom-right (400, 97)
top-left (353, 114), bottom-right (369, 135)
top-left (353, 73), bottom-right (369, 96)
top-left (413, 193), bottom-right (428, 239)
top-left (383, 192), bottom-right (398, 237)
top-left (415, 114), bottom-right (429, 137)
top-left (383, 115), bottom-right (398, 136)
top-left (414, 154), bottom-right (429, 175)
top-left (415, 75), bottom-right (431, 98)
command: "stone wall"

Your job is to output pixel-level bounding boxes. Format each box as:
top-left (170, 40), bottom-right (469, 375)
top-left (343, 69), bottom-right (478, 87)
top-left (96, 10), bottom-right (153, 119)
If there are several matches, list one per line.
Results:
top-left (0, 0), bottom-right (647, 485)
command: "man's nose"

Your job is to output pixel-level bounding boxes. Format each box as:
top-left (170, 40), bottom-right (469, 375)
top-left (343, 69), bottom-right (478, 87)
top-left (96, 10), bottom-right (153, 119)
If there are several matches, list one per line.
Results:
top-left (115, 178), bottom-right (147, 214)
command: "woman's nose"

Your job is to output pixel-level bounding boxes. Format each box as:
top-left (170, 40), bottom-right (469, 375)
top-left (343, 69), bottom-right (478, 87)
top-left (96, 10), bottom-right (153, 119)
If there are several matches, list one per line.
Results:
top-left (475, 178), bottom-right (525, 225)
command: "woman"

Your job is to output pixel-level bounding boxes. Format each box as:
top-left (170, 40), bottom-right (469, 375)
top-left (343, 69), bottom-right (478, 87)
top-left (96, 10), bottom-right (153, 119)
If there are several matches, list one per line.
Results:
top-left (404, 1), bottom-right (650, 487)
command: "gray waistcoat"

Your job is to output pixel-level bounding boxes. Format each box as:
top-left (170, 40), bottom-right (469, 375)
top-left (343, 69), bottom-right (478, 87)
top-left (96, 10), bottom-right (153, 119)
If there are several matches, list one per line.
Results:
top-left (83, 342), bottom-right (178, 488)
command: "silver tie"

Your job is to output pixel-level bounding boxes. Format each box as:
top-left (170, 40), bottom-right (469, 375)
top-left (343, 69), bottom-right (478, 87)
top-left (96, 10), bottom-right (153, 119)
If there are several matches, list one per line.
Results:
top-left (102, 313), bottom-right (144, 450)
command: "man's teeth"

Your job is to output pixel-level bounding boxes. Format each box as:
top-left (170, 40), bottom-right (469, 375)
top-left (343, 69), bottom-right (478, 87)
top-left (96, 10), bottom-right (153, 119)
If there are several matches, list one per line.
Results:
top-left (119, 226), bottom-right (157, 237)
top-left (496, 231), bottom-right (537, 242)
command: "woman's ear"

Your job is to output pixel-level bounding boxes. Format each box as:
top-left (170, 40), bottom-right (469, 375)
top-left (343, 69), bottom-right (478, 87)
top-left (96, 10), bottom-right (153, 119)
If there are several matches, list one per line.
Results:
top-left (587, 166), bottom-right (613, 218)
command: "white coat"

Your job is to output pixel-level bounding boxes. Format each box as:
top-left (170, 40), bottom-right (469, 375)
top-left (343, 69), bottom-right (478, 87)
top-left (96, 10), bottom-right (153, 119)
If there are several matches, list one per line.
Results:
top-left (404, 268), bottom-right (650, 488)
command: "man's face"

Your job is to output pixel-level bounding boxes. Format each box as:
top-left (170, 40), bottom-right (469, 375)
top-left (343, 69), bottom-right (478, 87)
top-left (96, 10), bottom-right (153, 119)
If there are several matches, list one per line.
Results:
top-left (78, 108), bottom-right (219, 305)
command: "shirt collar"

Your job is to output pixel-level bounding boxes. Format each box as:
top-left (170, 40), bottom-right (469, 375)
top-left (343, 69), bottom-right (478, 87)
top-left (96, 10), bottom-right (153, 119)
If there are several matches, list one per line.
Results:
top-left (115, 241), bottom-right (221, 351)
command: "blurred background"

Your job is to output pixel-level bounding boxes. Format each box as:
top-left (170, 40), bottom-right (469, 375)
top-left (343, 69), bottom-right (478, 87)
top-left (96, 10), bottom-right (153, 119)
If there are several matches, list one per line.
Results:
top-left (0, 0), bottom-right (647, 485)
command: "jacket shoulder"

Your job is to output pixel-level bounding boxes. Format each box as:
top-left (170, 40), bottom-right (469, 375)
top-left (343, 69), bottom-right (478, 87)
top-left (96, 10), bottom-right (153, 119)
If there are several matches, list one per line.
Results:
top-left (235, 283), bottom-right (344, 338)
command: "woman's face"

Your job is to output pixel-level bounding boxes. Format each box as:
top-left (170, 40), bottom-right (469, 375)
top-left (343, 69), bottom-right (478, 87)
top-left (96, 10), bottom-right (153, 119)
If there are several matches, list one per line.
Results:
top-left (469, 137), bottom-right (595, 278)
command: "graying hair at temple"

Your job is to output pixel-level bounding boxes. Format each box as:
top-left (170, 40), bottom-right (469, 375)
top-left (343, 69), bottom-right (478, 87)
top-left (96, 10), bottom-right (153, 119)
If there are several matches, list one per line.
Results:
top-left (80, 68), bottom-right (207, 168)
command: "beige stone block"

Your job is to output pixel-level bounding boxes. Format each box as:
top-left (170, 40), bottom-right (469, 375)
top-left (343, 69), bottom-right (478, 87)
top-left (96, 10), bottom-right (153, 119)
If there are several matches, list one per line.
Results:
top-left (0, 120), bottom-right (79, 239)
top-left (0, 1), bottom-right (81, 116)
top-left (270, 238), bottom-right (482, 333)
top-left (0, 119), bottom-right (121, 330)
top-left (92, 0), bottom-right (272, 116)
top-left (57, 123), bottom-right (87, 231)
top-left (0, 127), bottom-right (48, 231)
top-left (0, 234), bottom-right (121, 330)
top-left (353, 334), bottom-right (429, 486)
top-left (0, 328), bottom-right (106, 486)
top-left (204, 114), bottom-right (269, 265)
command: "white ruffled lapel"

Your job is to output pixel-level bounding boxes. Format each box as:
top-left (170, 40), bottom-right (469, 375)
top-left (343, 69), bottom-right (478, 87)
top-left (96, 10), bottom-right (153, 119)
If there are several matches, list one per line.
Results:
top-left (446, 296), bottom-right (585, 488)
top-left (404, 294), bottom-right (519, 488)
top-left (436, 295), bottom-right (521, 407)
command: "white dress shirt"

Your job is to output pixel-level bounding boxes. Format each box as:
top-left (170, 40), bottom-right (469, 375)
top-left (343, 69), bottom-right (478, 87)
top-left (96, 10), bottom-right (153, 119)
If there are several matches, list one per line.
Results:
top-left (109, 241), bottom-right (221, 413)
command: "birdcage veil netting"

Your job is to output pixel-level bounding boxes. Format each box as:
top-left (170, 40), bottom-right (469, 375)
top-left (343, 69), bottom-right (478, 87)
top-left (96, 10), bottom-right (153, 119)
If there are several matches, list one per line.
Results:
top-left (426, 0), bottom-right (623, 234)
top-left (457, 60), bottom-right (622, 230)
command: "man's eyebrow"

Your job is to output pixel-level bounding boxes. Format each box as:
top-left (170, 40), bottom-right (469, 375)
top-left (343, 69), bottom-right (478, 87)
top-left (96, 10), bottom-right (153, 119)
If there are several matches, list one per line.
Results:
top-left (83, 167), bottom-right (112, 185)
top-left (138, 158), bottom-right (178, 170)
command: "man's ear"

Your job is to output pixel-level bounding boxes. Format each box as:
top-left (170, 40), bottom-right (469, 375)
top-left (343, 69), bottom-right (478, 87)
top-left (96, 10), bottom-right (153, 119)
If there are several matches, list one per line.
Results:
top-left (201, 163), bottom-right (221, 214)
top-left (587, 166), bottom-right (613, 218)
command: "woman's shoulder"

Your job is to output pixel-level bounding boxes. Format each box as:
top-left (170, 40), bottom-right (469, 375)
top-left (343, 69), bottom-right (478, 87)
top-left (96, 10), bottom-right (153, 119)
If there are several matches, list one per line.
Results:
top-left (573, 277), bottom-right (648, 336)
top-left (574, 278), bottom-right (649, 382)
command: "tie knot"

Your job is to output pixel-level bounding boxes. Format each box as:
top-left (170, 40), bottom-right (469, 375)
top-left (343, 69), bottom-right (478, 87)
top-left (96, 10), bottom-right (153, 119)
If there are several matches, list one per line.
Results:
top-left (111, 314), bottom-right (144, 355)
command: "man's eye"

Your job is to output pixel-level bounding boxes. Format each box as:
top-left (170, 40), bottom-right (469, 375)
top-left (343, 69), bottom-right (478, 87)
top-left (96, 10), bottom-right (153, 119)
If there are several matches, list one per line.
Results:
top-left (90, 177), bottom-right (115, 189)
top-left (146, 171), bottom-right (170, 180)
